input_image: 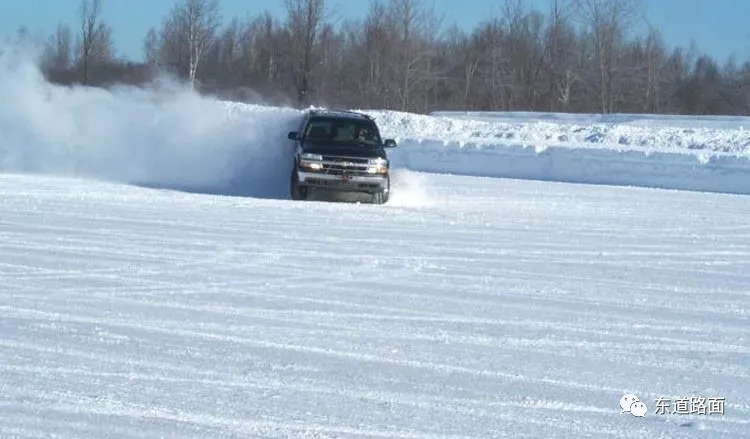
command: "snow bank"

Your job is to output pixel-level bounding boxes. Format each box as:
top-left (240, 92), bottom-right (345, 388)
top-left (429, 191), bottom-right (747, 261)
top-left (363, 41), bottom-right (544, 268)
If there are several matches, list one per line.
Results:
top-left (364, 109), bottom-right (750, 195)
top-left (0, 43), bottom-right (303, 198)
top-left (371, 109), bottom-right (750, 155)
top-left (430, 110), bottom-right (750, 131)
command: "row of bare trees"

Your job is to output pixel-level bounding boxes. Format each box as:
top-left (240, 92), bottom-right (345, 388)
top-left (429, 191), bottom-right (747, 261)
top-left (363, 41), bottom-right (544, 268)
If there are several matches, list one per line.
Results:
top-left (35, 0), bottom-right (750, 115)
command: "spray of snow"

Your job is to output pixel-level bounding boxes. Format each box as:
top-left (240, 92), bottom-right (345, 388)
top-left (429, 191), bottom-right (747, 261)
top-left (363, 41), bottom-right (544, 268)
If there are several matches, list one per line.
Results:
top-left (0, 41), bottom-right (303, 199)
top-left (388, 170), bottom-right (434, 207)
top-left (0, 42), bottom-right (433, 206)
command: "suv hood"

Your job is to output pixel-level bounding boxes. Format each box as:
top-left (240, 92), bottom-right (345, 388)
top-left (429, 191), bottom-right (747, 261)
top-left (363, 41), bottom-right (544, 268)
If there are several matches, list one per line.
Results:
top-left (302, 143), bottom-right (385, 159)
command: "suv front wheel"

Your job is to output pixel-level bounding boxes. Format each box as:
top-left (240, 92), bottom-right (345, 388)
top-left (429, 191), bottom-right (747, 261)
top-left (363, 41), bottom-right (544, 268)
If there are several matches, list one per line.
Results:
top-left (290, 169), bottom-right (307, 200)
top-left (371, 176), bottom-right (390, 204)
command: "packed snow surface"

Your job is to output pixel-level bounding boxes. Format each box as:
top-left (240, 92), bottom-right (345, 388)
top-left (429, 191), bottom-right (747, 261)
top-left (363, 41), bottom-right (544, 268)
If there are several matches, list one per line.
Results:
top-left (1, 172), bottom-right (749, 438)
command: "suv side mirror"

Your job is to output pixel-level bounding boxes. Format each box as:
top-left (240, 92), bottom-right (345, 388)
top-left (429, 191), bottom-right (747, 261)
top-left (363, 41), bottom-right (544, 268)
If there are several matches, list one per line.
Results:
top-left (288, 131), bottom-right (299, 140)
top-left (383, 139), bottom-right (397, 148)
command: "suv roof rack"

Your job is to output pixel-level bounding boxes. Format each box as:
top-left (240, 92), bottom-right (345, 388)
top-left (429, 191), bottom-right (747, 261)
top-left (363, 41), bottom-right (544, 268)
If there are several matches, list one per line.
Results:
top-left (309, 108), bottom-right (373, 120)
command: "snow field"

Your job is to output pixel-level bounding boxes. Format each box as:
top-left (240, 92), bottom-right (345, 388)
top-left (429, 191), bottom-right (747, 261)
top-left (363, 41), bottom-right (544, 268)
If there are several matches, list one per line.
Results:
top-left (1, 172), bottom-right (749, 438)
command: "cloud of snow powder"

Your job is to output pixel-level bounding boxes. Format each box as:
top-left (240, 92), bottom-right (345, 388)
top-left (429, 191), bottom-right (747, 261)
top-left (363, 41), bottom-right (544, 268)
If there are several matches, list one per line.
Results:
top-left (0, 40), bottom-right (303, 198)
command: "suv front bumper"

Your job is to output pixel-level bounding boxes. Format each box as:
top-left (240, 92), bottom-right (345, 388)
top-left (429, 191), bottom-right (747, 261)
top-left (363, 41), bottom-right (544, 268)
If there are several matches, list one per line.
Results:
top-left (297, 170), bottom-right (389, 193)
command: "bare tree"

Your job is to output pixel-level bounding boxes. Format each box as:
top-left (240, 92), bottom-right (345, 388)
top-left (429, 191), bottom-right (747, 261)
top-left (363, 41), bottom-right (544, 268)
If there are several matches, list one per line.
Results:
top-left (383, 0), bottom-right (443, 111)
top-left (183, 0), bottom-right (220, 86)
top-left (360, 0), bottom-right (393, 107)
top-left (42, 23), bottom-right (73, 72)
top-left (545, 0), bottom-right (579, 111)
top-left (77, 0), bottom-right (113, 84)
top-left (284, 0), bottom-right (327, 107)
top-left (573, 0), bottom-right (640, 113)
top-left (638, 26), bottom-right (666, 112)
top-left (143, 28), bottom-right (160, 65)
top-left (244, 12), bottom-right (284, 87)
top-left (150, 0), bottom-right (220, 87)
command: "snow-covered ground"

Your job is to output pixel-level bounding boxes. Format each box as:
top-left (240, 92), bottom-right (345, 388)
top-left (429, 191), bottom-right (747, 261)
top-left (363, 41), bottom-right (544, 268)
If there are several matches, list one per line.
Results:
top-left (2, 171), bottom-right (749, 438)
top-left (1, 44), bottom-right (750, 438)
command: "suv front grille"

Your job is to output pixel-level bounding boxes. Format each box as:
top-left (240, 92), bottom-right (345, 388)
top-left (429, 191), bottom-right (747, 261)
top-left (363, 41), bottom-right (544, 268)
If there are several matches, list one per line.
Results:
top-left (320, 155), bottom-right (373, 176)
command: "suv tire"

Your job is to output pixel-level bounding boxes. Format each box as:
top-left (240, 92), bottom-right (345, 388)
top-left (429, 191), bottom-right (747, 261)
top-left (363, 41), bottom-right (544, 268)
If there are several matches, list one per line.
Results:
top-left (372, 176), bottom-right (390, 204)
top-left (290, 169), bottom-right (307, 200)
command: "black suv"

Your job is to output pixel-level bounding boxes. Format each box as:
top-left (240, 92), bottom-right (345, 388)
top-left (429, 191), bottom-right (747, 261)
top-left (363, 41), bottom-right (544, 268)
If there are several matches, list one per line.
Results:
top-left (287, 109), bottom-right (397, 204)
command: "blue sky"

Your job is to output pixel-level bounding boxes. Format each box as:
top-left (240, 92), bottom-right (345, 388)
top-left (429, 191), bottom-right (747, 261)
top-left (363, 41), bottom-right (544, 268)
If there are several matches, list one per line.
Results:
top-left (2, 0), bottom-right (749, 64)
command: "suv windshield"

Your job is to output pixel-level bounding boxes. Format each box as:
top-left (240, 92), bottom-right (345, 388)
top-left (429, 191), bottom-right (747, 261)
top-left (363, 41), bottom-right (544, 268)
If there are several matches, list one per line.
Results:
top-left (303, 117), bottom-right (382, 146)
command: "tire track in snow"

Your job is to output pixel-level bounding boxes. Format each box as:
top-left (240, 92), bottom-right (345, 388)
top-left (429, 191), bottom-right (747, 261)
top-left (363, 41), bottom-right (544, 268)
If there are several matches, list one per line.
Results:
top-left (0, 305), bottom-right (729, 399)
top-left (3, 367), bottom-right (710, 439)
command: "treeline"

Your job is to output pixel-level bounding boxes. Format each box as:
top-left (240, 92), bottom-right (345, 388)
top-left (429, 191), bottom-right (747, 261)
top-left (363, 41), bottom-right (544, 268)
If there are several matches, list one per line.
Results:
top-left (31, 0), bottom-right (750, 115)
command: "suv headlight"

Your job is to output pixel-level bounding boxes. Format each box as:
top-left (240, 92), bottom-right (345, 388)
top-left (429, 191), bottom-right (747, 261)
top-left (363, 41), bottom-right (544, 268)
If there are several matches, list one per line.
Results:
top-left (299, 153), bottom-right (324, 171)
top-left (367, 158), bottom-right (388, 174)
